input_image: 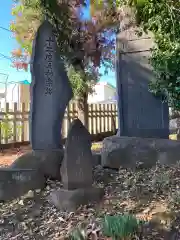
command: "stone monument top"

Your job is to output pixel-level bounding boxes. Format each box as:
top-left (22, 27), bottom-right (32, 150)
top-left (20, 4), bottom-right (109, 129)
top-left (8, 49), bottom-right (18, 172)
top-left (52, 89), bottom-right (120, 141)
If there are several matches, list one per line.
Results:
top-left (30, 20), bottom-right (73, 150)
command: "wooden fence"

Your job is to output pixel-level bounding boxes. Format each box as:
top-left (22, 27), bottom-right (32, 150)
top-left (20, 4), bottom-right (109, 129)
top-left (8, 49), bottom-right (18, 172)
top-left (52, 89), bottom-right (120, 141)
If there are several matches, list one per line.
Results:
top-left (0, 102), bottom-right (118, 144)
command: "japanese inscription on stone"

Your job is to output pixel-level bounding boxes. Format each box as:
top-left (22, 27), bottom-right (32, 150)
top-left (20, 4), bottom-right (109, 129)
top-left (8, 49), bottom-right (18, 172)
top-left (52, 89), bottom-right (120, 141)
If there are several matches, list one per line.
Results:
top-left (44, 36), bottom-right (54, 95)
top-left (30, 20), bottom-right (73, 150)
top-left (116, 28), bottom-right (169, 138)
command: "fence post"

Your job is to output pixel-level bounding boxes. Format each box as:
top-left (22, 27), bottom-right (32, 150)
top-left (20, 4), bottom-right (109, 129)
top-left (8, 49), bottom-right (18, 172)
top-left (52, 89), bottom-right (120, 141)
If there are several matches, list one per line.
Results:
top-left (13, 102), bottom-right (17, 143)
top-left (4, 103), bottom-right (9, 144)
top-left (21, 103), bottom-right (26, 142)
top-left (0, 102), bottom-right (119, 145)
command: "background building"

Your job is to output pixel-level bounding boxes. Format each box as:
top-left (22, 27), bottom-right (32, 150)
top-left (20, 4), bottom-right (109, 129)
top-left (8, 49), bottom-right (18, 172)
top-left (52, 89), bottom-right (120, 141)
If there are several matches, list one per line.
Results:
top-left (88, 81), bottom-right (117, 103)
top-left (0, 80), bottom-right (117, 108)
top-left (0, 80), bottom-right (30, 108)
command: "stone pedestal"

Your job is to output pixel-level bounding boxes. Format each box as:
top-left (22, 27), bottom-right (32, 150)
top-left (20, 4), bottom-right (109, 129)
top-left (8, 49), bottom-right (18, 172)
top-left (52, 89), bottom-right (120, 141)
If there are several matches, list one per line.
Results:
top-left (10, 149), bottom-right (64, 180)
top-left (0, 168), bottom-right (45, 201)
top-left (48, 187), bottom-right (104, 211)
top-left (102, 135), bottom-right (180, 169)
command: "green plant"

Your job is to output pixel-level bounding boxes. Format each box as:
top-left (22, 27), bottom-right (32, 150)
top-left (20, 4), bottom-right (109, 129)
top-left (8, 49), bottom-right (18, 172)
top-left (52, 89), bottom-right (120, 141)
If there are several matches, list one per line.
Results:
top-left (125, 0), bottom-right (180, 110)
top-left (69, 227), bottom-right (86, 240)
top-left (1, 114), bottom-right (13, 140)
top-left (102, 214), bottom-right (143, 240)
top-left (0, 114), bottom-right (22, 141)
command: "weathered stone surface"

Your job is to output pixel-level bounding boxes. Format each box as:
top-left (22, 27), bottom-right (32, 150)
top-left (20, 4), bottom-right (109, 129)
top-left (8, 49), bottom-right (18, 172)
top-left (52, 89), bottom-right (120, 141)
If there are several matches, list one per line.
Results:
top-left (92, 152), bottom-right (101, 167)
top-left (10, 150), bottom-right (63, 180)
top-left (48, 187), bottom-right (104, 211)
top-left (61, 119), bottom-right (93, 190)
top-left (0, 168), bottom-right (45, 201)
top-left (116, 27), bottom-right (169, 138)
top-left (101, 136), bottom-right (180, 169)
top-left (30, 20), bottom-right (72, 150)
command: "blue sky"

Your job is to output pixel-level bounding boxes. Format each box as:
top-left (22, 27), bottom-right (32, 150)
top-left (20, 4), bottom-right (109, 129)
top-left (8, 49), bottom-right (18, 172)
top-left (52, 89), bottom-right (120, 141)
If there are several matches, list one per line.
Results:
top-left (0, 0), bottom-right (30, 88)
top-left (0, 0), bottom-right (115, 88)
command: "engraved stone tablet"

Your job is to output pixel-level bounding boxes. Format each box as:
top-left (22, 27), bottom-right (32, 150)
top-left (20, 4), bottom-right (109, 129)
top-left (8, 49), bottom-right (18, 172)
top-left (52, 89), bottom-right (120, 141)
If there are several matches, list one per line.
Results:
top-left (116, 27), bottom-right (169, 138)
top-left (30, 20), bottom-right (73, 149)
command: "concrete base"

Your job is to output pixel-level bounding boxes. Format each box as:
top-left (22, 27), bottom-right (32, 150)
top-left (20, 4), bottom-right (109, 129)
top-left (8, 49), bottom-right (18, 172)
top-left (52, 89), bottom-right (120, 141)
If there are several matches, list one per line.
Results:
top-left (92, 152), bottom-right (101, 167)
top-left (0, 168), bottom-right (45, 201)
top-left (10, 149), bottom-right (64, 180)
top-left (48, 187), bottom-right (104, 211)
top-left (101, 136), bottom-right (180, 169)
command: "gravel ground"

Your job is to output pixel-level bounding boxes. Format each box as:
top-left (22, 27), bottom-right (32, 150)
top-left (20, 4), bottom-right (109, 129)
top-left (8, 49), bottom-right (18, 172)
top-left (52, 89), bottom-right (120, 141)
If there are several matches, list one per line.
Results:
top-left (1, 163), bottom-right (180, 239)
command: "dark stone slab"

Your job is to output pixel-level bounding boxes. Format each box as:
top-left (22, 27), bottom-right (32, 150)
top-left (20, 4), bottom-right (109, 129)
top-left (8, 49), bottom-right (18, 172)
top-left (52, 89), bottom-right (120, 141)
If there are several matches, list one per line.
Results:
top-left (101, 135), bottom-right (180, 169)
top-left (30, 20), bottom-right (73, 150)
top-left (10, 150), bottom-right (63, 180)
top-left (0, 168), bottom-right (45, 201)
top-left (92, 152), bottom-right (101, 167)
top-left (60, 119), bottom-right (93, 190)
top-left (116, 27), bottom-right (169, 138)
top-left (48, 187), bottom-right (104, 211)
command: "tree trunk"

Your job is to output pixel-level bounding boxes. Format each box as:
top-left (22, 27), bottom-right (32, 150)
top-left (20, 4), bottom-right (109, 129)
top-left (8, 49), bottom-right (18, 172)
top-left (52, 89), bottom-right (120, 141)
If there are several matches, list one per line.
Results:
top-left (77, 92), bottom-right (89, 129)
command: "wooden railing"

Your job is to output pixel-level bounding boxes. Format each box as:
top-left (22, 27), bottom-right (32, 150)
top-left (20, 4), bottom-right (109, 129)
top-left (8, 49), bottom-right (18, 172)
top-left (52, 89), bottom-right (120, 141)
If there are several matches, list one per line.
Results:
top-left (0, 102), bottom-right (118, 144)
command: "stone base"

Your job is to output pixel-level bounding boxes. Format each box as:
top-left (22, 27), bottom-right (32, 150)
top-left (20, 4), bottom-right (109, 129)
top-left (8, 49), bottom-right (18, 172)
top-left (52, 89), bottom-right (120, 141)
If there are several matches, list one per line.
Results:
top-left (92, 152), bottom-right (101, 167)
top-left (0, 168), bottom-right (45, 201)
top-left (101, 136), bottom-right (180, 169)
top-left (48, 187), bottom-right (104, 211)
top-left (10, 149), bottom-right (64, 180)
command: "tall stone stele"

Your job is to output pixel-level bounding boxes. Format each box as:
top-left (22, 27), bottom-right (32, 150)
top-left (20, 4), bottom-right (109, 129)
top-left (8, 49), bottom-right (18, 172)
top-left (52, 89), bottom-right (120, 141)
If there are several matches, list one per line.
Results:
top-left (9, 20), bottom-right (73, 183)
top-left (115, 9), bottom-right (169, 138)
top-left (30, 20), bottom-right (73, 149)
top-left (101, 11), bottom-right (170, 170)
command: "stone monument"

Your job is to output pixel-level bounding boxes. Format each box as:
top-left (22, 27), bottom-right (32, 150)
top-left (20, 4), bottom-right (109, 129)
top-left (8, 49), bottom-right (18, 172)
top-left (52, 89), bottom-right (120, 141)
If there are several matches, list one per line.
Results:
top-left (101, 15), bottom-right (170, 169)
top-left (10, 20), bottom-right (73, 181)
top-left (61, 119), bottom-right (93, 189)
top-left (30, 20), bottom-right (73, 149)
top-left (116, 27), bottom-right (169, 138)
top-left (0, 20), bottom-right (73, 201)
top-left (49, 119), bottom-right (104, 211)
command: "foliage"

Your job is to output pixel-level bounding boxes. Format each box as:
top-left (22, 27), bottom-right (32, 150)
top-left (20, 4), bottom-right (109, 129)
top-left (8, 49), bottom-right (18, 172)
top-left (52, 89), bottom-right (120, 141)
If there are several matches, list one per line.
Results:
top-left (0, 114), bottom-right (22, 141)
top-left (11, 0), bottom-right (117, 72)
top-left (67, 65), bottom-right (99, 98)
top-left (68, 214), bottom-right (144, 240)
top-left (0, 115), bottom-right (13, 140)
top-left (69, 227), bottom-right (86, 240)
top-left (92, 0), bottom-right (180, 109)
top-left (102, 214), bottom-right (143, 239)
top-left (11, 0), bottom-right (180, 109)
top-left (10, 0), bottom-right (43, 70)
top-left (118, 0), bottom-right (180, 109)
top-left (39, 0), bottom-right (118, 69)
top-left (10, 0), bottom-right (118, 103)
